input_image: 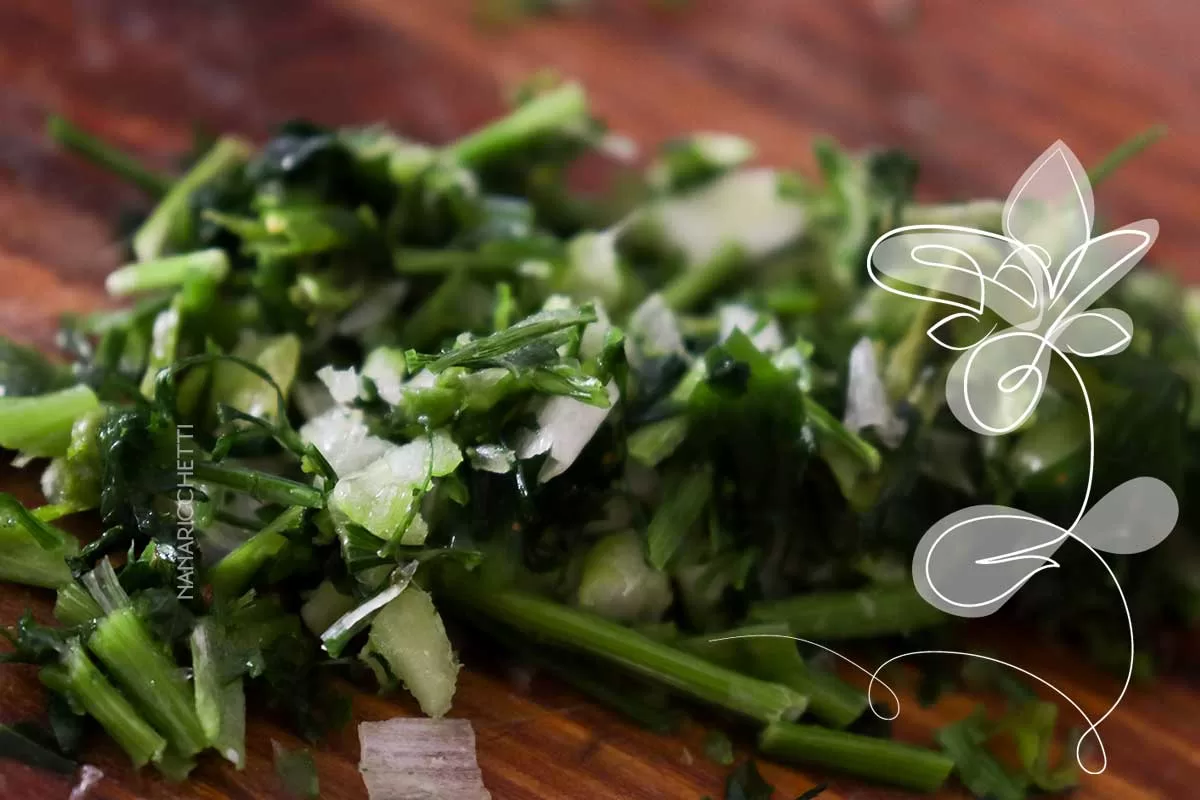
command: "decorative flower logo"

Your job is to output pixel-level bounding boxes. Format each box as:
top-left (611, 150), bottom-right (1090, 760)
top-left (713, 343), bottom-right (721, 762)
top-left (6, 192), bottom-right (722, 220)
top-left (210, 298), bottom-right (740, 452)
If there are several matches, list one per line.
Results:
top-left (867, 140), bottom-right (1177, 621)
top-left (723, 142), bottom-right (1177, 777)
top-left (870, 141), bottom-right (1157, 438)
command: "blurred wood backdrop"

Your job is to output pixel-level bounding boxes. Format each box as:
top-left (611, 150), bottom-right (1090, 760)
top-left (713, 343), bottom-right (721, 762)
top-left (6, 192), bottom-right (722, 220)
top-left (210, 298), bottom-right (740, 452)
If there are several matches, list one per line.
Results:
top-left (1, 1), bottom-right (1199, 798)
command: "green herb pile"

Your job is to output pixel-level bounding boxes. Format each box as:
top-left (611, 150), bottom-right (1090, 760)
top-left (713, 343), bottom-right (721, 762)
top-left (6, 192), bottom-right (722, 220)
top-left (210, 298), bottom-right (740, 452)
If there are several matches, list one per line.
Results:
top-left (0, 79), bottom-right (1193, 797)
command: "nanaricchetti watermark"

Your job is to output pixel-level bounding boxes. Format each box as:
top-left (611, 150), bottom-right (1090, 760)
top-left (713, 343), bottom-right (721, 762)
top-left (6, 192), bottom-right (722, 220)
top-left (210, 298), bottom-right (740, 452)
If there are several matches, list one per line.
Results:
top-left (176, 424), bottom-right (197, 600)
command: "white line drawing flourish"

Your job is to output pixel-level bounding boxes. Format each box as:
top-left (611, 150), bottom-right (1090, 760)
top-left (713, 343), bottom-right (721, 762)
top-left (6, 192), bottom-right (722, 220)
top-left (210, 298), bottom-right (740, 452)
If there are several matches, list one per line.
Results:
top-left (719, 141), bottom-right (1179, 775)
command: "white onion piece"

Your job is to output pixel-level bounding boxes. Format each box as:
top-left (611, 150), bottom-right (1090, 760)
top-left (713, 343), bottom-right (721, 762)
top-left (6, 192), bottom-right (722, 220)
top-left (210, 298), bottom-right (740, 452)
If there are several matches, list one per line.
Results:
top-left (316, 365), bottom-right (360, 405)
top-left (515, 380), bottom-right (619, 482)
top-left (337, 280), bottom-right (408, 336)
top-left (718, 303), bottom-right (784, 353)
top-left (358, 718), bottom-right (490, 800)
top-left (299, 406), bottom-right (392, 477)
top-left (628, 294), bottom-right (685, 363)
top-left (69, 764), bottom-right (104, 800)
top-left (843, 337), bottom-right (906, 448)
top-left (655, 168), bottom-right (806, 265)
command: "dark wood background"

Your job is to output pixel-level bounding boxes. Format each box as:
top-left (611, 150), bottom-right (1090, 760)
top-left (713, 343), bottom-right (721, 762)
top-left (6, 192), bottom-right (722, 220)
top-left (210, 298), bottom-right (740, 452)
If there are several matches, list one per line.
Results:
top-left (1, 1), bottom-right (1199, 797)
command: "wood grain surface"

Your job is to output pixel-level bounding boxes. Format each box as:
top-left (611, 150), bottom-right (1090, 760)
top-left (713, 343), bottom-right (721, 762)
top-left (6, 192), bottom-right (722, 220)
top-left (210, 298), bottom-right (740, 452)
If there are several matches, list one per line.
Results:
top-left (1, 1), bottom-right (1199, 798)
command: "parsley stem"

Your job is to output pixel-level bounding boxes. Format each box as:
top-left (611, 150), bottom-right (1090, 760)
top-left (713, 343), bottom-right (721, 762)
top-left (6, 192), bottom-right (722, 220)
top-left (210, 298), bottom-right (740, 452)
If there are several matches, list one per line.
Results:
top-left (207, 506), bottom-right (307, 600)
top-left (661, 243), bottom-right (745, 311)
top-left (750, 584), bottom-right (947, 640)
top-left (106, 248), bottom-right (230, 296)
top-left (87, 607), bottom-right (208, 757)
top-left (646, 463), bottom-right (713, 570)
top-left (191, 619), bottom-right (247, 766)
top-left (680, 623), bottom-right (868, 729)
top-left (802, 396), bottom-right (881, 473)
top-left (393, 248), bottom-right (518, 275)
top-left (53, 580), bottom-right (103, 627)
top-left (759, 722), bottom-right (954, 792)
top-left (446, 83), bottom-right (588, 166)
top-left (496, 632), bottom-right (680, 734)
top-left (133, 136), bottom-right (250, 262)
top-left (0, 723), bottom-right (76, 774)
top-left (0, 384), bottom-right (100, 460)
top-left (421, 307), bottom-right (597, 373)
top-left (0, 519), bottom-right (76, 589)
top-left (41, 641), bottom-right (167, 767)
top-left (1088, 124), bottom-right (1168, 188)
top-left (445, 581), bottom-right (808, 724)
top-left (192, 462), bottom-right (325, 508)
top-left (47, 115), bottom-right (173, 197)
top-left (901, 199), bottom-right (1004, 232)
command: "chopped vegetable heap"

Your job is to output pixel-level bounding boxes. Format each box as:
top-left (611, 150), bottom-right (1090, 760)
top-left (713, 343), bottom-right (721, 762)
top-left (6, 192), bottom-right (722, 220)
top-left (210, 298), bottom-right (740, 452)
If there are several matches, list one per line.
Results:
top-left (0, 80), bottom-right (1192, 797)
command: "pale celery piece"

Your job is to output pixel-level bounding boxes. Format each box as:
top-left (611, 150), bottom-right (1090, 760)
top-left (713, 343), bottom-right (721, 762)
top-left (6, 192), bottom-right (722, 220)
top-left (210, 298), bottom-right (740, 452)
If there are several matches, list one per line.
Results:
top-left (0, 384), bottom-right (99, 459)
top-left (190, 619), bottom-right (247, 768)
top-left (329, 429), bottom-right (462, 544)
top-left (300, 579), bottom-right (357, 636)
top-left (366, 585), bottom-right (460, 718)
top-left (0, 511), bottom-right (78, 589)
top-left (558, 231), bottom-right (626, 309)
top-left (139, 300), bottom-right (183, 397)
top-left (0, 499), bottom-right (79, 589)
top-left (209, 333), bottom-right (302, 420)
top-left (40, 406), bottom-right (106, 510)
top-left (576, 530), bottom-right (672, 624)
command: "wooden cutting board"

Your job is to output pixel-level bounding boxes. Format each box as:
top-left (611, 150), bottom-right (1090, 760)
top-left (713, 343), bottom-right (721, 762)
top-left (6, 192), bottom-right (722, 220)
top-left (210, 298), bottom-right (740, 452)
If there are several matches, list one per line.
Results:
top-left (2, 1), bottom-right (1199, 797)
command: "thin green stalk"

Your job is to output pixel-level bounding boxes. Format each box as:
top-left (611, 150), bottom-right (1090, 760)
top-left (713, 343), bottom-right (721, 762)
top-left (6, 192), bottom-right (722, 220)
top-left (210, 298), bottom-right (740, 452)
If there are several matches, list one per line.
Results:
top-left (47, 115), bottom-right (172, 197)
top-left (901, 199), bottom-right (1004, 232)
top-left (759, 721), bottom-right (954, 793)
top-left (41, 641), bottom-right (167, 767)
top-left (446, 83), bottom-right (588, 166)
top-left (803, 396), bottom-right (881, 473)
top-left (300, 579), bottom-right (357, 636)
top-left (87, 607), bottom-right (208, 757)
top-left (750, 584), bottom-right (947, 640)
top-left (54, 581), bottom-right (103, 626)
top-left (398, 270), bottom-right (468, 350)
top-left (321, 562), bottom-right (419, 658)
top-left (0, 522), bottom-right (77, 589)
top-left (191, 619), bottom-right (246, 767)
top-left (192, 462), bottom-right (325, 509)
top-left (681, 623), bottom-right (867, 728)
top-left (661, 243), bottom-right (745, 311)
top-left (393, 248), bottom-right (517, 275)
top-left (897, 126), bottom-right (1166, 236)
top-left (445, 580), bottom-right (807, 724)
top-left (133, 136), bottom-right (250, 261)
top-left (81, 558), bottom-right (130, 614)
top-left (503, 637), bottom-right (679, 734)
top-left (420, 306), bottom-right (597, 373)
top-left (0, 384), bottom-right (100, 459)
top-left (885, 284), bottom-right (943, 401)
top-left (1088, 124), bottom-right (1168, 187)
top-left (646, 463), bottom-right (712, 570)
top-left (0, 724), bottom-right (75, 774)
top-left (626, 416), bottom-right (690, 468)
top-left (207, 506), bottom-right (307, 600)
top-left (106, 249), bottom-right (230, 296)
